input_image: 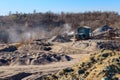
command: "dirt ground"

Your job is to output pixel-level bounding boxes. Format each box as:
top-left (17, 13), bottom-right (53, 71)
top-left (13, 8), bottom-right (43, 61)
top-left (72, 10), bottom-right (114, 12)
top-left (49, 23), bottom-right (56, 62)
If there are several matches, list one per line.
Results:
top-left (0, 54), bottom-right (89, 80)
top-left (51, 42), bottom-right (91, 54)
top-left (1, 40), bottom-right (115, 80)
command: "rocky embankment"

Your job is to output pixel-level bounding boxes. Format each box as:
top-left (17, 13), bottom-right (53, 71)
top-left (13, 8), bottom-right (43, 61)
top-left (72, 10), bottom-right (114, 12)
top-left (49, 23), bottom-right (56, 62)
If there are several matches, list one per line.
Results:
top-left (40, 50), bottom-right (120, 80)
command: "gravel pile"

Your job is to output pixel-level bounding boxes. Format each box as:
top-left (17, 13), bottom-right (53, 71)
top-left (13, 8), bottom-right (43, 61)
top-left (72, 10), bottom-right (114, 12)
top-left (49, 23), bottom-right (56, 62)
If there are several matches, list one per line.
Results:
top-left (0, 51), bottom-right (71, 66)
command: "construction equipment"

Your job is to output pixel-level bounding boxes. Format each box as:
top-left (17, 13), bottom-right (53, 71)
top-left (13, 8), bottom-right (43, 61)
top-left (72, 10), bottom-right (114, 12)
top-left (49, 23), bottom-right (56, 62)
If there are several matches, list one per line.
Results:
top-left (74, 26), bottom-right (91, 41)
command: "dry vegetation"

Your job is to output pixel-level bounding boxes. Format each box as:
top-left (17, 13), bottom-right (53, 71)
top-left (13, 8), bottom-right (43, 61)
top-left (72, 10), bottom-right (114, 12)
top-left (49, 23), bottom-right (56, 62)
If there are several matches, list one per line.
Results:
top-left (41, 50), bottom-right (120, 80)
top-left (0, 11), bottom-right (120, 30)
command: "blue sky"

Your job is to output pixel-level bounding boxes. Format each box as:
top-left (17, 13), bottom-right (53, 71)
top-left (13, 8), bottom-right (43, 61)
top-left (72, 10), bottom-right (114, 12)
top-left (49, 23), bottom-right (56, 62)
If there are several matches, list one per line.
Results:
top-left (0, 0), bottom-right (120, 15)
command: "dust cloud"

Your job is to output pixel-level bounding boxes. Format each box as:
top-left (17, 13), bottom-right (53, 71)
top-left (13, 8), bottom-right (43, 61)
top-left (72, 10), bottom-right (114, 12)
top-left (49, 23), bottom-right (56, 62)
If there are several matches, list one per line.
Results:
top-left (0, 24), bottom-right (73, 43)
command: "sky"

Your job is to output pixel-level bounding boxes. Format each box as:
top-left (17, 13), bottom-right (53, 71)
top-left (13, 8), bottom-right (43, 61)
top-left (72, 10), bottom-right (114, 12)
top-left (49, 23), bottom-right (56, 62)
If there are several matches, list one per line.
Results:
top-left (0, 0), bottom-right (120, 15)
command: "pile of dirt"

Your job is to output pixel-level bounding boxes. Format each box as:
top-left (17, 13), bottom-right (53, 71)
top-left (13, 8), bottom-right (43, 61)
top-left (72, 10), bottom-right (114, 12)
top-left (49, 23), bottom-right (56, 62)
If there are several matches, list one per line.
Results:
top-left (93, 25), bottom-right (113, 36)
top-left (18, 39), bottom-right (52, 51)
top-left (40, 50), bottom-right (120, 80)
top-left (72, 40), bottom-right (119, 51)
top-left (0, 39), bottom-right (52, 53)
top-left (0, 45), bottom-right (17, 52)
top-left (0, 39), bottom-right (72, 66)
top-left (0, 72), bottom-right (32, 80)
top-left (0, 51), bottom-right (71, 66)
top-left (48, 35), bottom-right (70, 43)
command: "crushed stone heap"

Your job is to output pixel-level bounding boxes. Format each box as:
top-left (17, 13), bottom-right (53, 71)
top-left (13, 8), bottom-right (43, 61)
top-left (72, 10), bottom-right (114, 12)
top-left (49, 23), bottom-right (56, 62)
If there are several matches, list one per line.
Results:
top-left (0, 51), bottom-right (71, 66)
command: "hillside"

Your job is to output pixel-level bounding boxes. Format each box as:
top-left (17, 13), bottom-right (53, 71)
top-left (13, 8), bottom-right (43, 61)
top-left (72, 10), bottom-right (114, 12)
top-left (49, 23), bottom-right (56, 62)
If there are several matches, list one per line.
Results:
top-left (0, 11), bottom-right (120, 29)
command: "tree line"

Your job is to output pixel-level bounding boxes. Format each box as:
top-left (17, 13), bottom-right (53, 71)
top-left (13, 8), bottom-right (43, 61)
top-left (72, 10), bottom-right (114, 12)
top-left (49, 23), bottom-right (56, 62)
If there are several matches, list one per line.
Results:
top-left (0, 11), bottom-right (120, 30)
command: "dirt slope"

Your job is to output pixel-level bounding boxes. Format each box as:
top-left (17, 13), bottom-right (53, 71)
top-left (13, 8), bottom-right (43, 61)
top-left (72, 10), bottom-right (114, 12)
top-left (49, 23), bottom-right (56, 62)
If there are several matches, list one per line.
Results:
top-left (41, 50), bottom-right (120, 80)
